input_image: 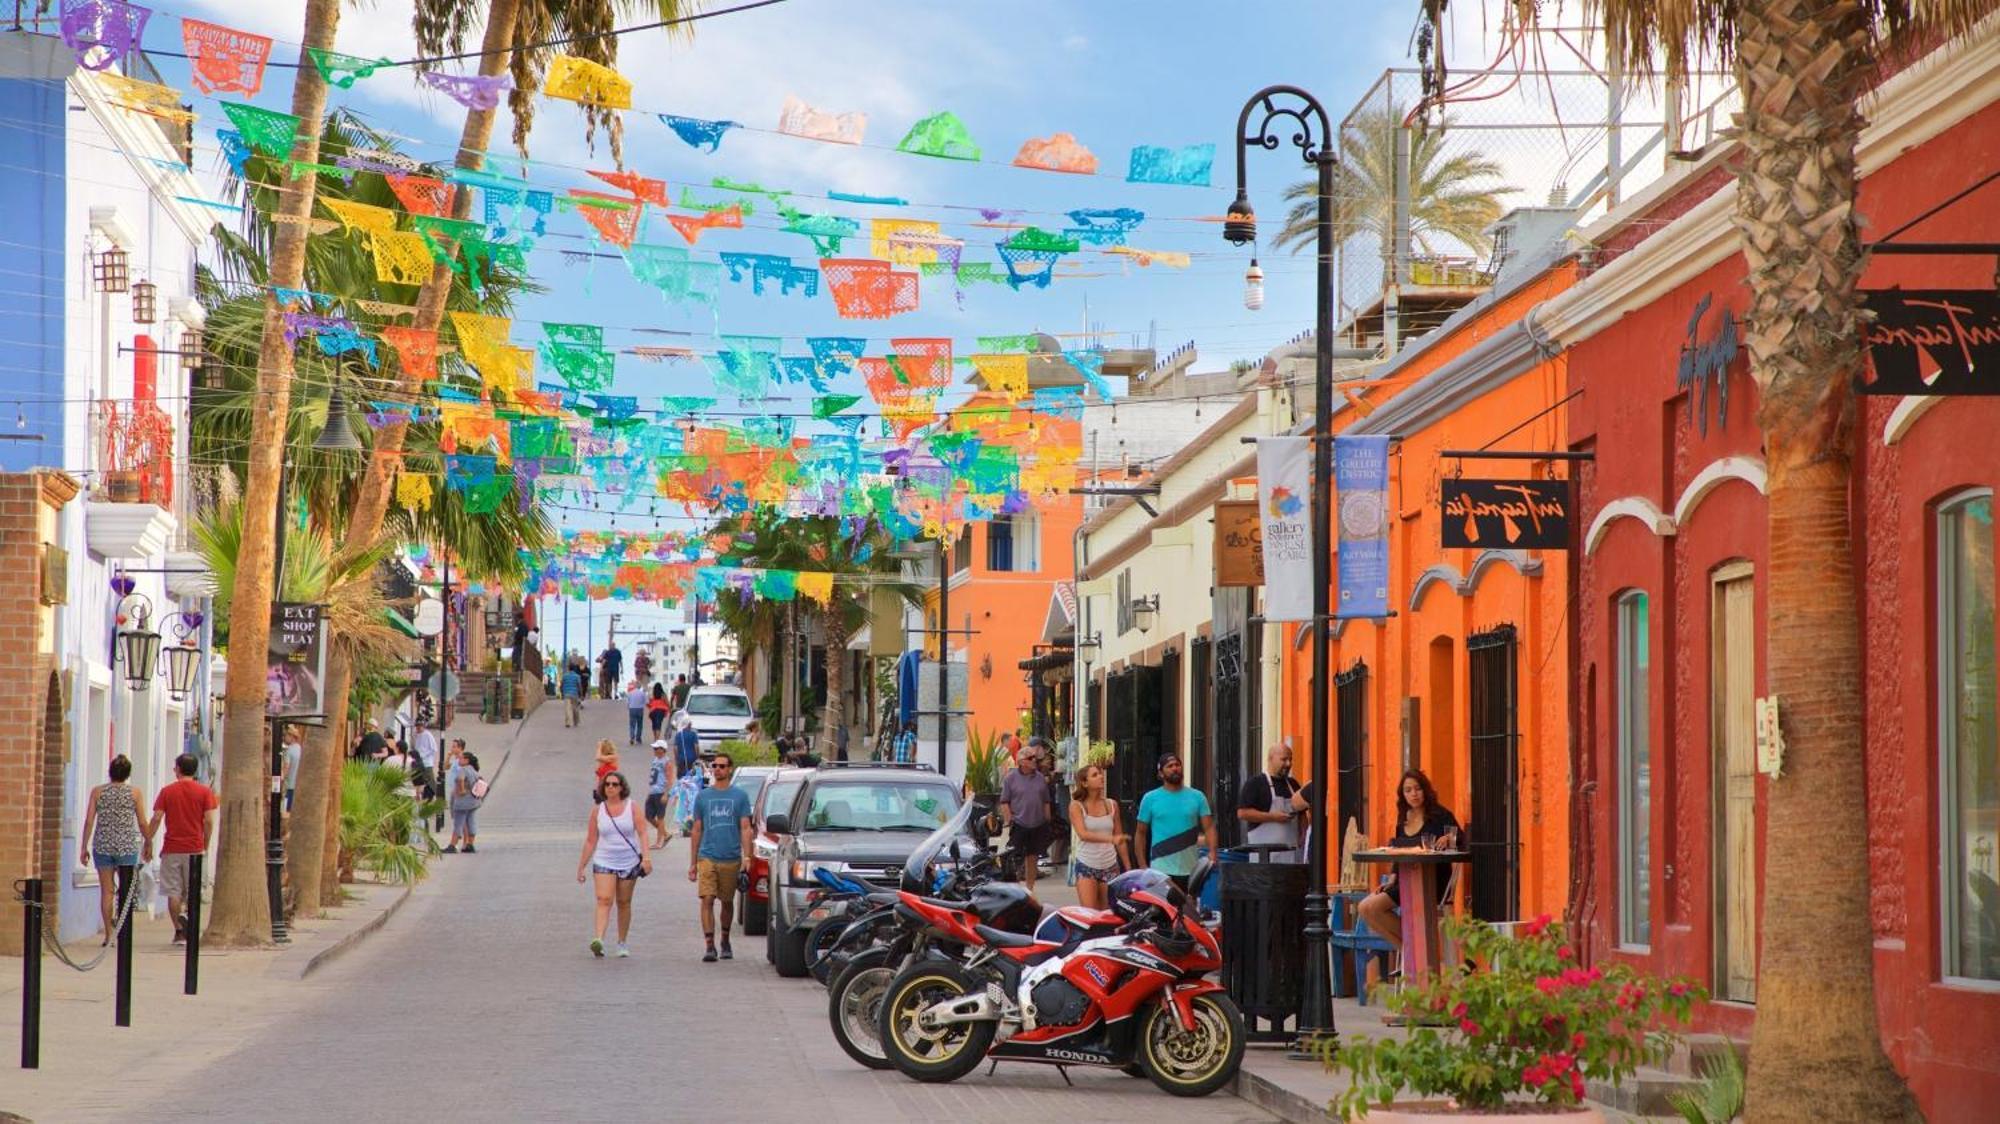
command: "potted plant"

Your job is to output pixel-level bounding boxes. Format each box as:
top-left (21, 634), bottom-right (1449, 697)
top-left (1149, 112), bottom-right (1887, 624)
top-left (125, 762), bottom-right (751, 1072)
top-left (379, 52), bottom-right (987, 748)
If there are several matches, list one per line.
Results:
top-left (962, 724), bottom-right (1005, 825)
top-left (1324, 913), bottom-right (1704, 1121)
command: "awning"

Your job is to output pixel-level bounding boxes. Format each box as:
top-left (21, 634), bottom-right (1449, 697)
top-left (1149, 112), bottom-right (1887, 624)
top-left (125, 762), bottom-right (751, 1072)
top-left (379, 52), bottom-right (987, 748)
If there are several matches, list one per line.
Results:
top-left (1018, 647), bottom-right (1074, 673)
top-left (384, 608), bottom-right (420, 639)
top-left (1039, 581), bottom-right (1077, 644)
top-left (846, 625), bottom-right (872, 652)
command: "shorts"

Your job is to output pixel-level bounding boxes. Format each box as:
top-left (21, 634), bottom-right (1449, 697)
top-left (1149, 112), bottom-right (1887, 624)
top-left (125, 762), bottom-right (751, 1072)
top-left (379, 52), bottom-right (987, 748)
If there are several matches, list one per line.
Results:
top-left (1074, 859), bottom-right (1120, 883)
top-left (695, 858), bottom-right (741, 898)
top-left (92, 853), bottom-right (138, 871)
top-left (160, 852), bottom-right (196, 900)
top-left (592, 863), bottom-right (642, 880)
top-left (451, 808), bottom-right (477, 836)
top-left (1007, 821), bottom-right (1051, 860)
top-left (644, 793), bottom-right (667, 820)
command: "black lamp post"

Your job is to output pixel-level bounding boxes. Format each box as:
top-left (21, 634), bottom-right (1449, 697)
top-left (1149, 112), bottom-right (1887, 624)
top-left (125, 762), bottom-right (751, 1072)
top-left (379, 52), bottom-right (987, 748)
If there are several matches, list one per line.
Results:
top-left (1227, 84), bottom-right (1338, 1047)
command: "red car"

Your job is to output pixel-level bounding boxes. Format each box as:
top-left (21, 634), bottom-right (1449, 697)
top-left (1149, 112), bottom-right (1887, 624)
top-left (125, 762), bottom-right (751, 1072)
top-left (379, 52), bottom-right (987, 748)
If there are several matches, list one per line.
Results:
top-left (742, 766), bottom-right (809, 938)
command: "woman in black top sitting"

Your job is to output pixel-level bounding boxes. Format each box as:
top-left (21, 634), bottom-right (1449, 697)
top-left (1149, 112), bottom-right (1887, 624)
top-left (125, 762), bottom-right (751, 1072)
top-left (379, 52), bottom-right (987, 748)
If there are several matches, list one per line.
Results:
top-left (1355, 768), bottom-right (1461, 953)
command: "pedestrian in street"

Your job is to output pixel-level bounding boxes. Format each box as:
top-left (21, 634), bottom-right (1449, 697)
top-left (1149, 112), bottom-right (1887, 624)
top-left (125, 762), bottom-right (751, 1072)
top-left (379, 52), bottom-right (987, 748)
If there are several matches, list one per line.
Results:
top-left (669, 718), bottom-right (706, 837)
top-left (560, 662), bottom-right (584, 728)
top-left (832, 720), bottom-right (850, 763)
top-left (645, 739), bottom-right (674, 848)
top-left (1237, 743), bottom-right (1307, 860)
top-left (687, 751), bottom-right (753, 962)
top-left (597, 643), bottom-right (623, 700)
top-left (1067, 763), bottom-right (1131, 910)
top-left (379, 735), bottom-right (409, 773)
top-left (411, 719), bottom-right (441, 798)
top-left (353, 718), bottom-right (385, 761)
top-left (146, 753), bottom-right (217, 945)
top-left (670, 672), bottom-right (690, 711)
top-left (673, 715), bottom-right (702, 781)
top-left (1133, 751), bottom-right (1216, 893)
top-left (624, 679), bottom-right (648, 745)
top-left (998, 741), bottom-right (1053, 893)
top-left (593, 739), bottom-right (619, 804)
top-left (79, 754), bottom-right (152, 945)
top-left (575, 770), bottom-right (652, 958)
top-left (893, 719), bottom-right (918, 764)
top-left (445, 739), bottom-right (481, 853)
top-left (1038, 738), bottom-right (1070, 869)
top-left (280, 724), bottom-right (303, 813)
top-left (1355, 769), bottom-right (1461, 955)
top-left (647, 682), bottom-right (671, 739)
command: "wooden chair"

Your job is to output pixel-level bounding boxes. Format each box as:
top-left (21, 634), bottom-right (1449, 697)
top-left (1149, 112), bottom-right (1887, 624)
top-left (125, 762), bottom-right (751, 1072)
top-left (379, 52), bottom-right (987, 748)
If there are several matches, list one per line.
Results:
top-left (1328, 819), bottom-right (1394, 1002)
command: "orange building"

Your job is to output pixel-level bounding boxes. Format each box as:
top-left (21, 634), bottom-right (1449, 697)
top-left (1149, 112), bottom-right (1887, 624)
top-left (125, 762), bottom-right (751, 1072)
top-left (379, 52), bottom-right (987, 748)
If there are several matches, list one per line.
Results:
top-left (1280, 258), bottom-right (1578, 923)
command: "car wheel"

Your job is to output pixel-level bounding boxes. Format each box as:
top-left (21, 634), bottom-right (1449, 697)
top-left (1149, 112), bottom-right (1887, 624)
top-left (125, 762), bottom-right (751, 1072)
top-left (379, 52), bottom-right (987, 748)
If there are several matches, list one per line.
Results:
top-left (741, 892), bottom-right (769, 936)
top-left (773, 925), bottom-right (812, 978)
top-left (827, 947), bottom-right (895, 1070)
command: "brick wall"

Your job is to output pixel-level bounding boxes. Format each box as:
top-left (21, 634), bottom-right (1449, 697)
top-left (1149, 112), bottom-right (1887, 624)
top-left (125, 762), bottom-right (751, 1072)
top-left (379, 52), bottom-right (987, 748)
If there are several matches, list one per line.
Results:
top-left (0, 471), bottom-right (78, 955)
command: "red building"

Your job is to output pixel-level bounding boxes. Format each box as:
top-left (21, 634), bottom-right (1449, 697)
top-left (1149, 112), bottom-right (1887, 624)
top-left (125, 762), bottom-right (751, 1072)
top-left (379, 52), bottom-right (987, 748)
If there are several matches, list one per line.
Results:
top-left (1564, 75), bottom-right (2000, 1118)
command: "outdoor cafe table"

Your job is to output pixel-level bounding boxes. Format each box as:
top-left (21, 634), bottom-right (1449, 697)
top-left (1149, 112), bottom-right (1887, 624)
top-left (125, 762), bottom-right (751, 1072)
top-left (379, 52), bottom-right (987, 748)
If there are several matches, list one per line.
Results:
top-left (1350, 848), bottom-right (1472, 987)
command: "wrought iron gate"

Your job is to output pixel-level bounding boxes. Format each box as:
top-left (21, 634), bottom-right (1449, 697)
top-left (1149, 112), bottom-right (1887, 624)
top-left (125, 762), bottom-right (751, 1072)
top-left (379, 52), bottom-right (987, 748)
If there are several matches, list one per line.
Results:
top-left (1468, 625), bottom-right (1521, 922)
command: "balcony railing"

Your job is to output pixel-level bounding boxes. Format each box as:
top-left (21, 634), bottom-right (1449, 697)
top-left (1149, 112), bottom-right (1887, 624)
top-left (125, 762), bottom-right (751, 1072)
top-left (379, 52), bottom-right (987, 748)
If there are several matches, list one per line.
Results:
top-left (98, 400), bottom-right (175, 507)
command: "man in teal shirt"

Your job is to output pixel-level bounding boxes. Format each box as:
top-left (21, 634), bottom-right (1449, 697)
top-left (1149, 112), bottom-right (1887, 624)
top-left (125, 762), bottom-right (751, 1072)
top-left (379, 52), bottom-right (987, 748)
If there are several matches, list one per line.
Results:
top-left (1135, 751), bottom-right (1217, 890)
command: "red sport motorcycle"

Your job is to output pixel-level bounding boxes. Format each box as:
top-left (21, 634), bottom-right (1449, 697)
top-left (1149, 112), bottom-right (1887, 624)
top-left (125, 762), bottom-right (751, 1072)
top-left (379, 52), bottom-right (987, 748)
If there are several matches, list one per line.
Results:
top-left (875, 857), bottom-right (1244, 1096)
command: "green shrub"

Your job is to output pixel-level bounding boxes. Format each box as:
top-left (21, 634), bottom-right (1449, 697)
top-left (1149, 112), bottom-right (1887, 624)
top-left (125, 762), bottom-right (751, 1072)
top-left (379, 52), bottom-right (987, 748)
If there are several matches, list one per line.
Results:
top-left (1670, 1044), bottom-right (1746, 1124)
top-left (339, 761), bottom-right (440, 885)
top-left (962, 725), bottom-right (1005, 794)
top-left (716, 738), bottom-right (780, 766)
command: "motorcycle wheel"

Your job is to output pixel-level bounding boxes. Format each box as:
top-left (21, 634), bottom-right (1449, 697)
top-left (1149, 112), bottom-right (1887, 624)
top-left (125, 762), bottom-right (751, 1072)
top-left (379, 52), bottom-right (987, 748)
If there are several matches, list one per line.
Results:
top-left (806, 914), bottom-right (851, 985)
top-left (876, 961), bottom-right (996, 1084)
top-left (826, 947), bottom-right (895, 1070)
top-left (1135, 992), bottom-right (1247, 1098)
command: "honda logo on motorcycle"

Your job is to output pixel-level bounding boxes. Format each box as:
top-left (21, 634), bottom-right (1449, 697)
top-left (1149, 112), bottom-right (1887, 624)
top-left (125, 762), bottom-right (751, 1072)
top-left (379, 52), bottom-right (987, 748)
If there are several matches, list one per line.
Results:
top-left (1085, 962), bottom-right (1111, 987)
top-left (1042, 1048), bottom-right (1113, 1064)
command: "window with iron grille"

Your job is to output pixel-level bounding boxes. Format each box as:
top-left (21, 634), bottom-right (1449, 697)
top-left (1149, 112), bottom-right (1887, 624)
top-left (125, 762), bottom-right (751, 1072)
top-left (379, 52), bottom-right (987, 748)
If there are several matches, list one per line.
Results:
top-left (1467, 624), bottom-right (1520, 923)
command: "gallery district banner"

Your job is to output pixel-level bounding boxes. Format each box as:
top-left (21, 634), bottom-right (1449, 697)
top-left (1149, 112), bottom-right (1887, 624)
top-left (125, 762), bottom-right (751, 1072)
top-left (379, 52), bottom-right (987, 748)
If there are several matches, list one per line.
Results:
top-left (1335, 435), bottom-right (1391, 618)
top-left (1256, 437), bottom-right (1313, 621)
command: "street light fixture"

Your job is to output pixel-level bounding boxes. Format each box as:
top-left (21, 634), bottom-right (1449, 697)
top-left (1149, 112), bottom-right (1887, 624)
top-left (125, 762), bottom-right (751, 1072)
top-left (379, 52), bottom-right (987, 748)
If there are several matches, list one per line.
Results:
top-left (1075, 631), bottom-right (1102, 663)
top-left (1227, 82), bottom-right (1338, 1048)
top-left (113, 590), bottom-right (162, 691)
top-left (315, 390), bottom-right (364, 452)
top-left (1130, 594), bottom-right (1160, 634)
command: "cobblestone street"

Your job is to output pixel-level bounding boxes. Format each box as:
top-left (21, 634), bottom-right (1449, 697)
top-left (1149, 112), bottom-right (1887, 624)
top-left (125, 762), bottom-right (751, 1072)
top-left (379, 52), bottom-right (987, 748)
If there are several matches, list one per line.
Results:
top-left (102, 700), bottom-right (1274, 1123)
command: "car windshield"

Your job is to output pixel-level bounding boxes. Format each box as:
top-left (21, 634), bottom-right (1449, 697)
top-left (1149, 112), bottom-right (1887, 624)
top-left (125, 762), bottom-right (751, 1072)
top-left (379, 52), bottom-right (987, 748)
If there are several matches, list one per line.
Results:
top-left (761, 780), bottom-right (802, 825)
top-left (686, 694), bottom-right (751, 717)
top-left (802, 781), bottom-right (959, 832)
top-left (734, 768), bottom-right (773, 803)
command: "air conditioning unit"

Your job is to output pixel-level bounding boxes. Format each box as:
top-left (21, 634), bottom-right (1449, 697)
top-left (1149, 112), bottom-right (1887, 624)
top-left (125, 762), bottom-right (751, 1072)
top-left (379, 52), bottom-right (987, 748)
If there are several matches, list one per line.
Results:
top-left (1484, 206), bottom-right (1577, 286)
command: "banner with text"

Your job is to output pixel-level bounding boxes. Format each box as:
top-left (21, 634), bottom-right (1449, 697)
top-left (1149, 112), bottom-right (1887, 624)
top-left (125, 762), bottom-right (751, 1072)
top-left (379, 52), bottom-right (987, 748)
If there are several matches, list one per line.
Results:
top-left (1334, 435), bottom-right (1391, 618)
top-left (1256, 437), bottom-right (1313, 621)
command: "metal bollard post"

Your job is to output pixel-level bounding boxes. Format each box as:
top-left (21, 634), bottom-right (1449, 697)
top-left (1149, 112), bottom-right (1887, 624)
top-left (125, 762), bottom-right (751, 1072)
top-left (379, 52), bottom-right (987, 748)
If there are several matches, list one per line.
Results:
top-left (184, 852), bottom-right (202, 995)
top-left (115, 865), bottom-right (134, 1027)
top-left (18, 878), bottom-right (41, 1069)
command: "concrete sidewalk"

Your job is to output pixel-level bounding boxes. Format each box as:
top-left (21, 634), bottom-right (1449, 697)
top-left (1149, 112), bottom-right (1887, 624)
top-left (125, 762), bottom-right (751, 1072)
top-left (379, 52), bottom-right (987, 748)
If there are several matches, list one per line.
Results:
top-left (0, 708), bottom-right (536, 1119)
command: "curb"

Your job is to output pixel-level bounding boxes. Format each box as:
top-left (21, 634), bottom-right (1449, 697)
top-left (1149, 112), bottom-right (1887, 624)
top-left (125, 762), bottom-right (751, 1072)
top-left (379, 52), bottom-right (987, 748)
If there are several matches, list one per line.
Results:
top-left (284, 882), bottom-right (414, 981)
top-left (1233, 1065), bottom-right (1336, 1124)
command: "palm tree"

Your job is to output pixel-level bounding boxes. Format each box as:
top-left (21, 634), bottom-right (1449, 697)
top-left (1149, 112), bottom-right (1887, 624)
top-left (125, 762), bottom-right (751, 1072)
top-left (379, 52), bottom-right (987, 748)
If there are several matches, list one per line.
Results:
top-left (1442, 2), bottom-right (1999, 1118)
top-left (1271, 107), bottom-right (1510, 273)
top-left (194, 108), bottom-right (549, 915)
top-left (208, 0), bottom-right (344, 949)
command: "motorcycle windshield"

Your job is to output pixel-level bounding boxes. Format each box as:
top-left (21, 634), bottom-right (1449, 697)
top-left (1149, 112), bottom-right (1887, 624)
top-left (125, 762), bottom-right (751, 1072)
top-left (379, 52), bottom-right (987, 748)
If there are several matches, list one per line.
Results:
top-left (902, 799), bottom-right (977, 892)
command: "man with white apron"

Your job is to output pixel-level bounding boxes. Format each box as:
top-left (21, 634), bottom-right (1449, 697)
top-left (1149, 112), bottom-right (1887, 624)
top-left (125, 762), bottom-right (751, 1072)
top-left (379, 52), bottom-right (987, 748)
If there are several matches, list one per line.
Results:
top-left (1237, 743), bottom-right (1306, 862)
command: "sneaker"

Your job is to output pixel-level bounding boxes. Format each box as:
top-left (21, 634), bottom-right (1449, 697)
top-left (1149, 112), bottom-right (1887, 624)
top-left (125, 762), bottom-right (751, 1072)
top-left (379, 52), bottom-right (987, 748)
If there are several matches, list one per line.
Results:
top-left (442, 844), bottom-right (458, 854)
top-left (719, 940), bottom-right (733, 961)
top-left (615, 944), bottom-right (630, 958)
top-left (462, 844), bottom-right (476, 854)
top-left (702, 944), bottom-right (718, 963)
top-left (590, 938), bottom-right (605, 958)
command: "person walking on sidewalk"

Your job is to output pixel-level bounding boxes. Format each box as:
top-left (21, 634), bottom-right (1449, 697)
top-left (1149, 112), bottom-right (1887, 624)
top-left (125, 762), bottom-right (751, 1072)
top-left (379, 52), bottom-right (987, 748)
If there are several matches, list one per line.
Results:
top-left (670, 672), bottom-right (690, 711)
top-left (687, 752), bottom-right (753, 962)
top-left (576, 771), bottom-right (652, 958)
top-left (999, 742), bottom-right (1053, 894)
top-left (645, 739), bottom-right (674, 847)
top-left (592, 739), bottom-right (620, 804)
top-left (411, 719), bottom-right (441, 801)
top-left (624, 680), bottom-right (648, 745)
top-left (445, 739), bottom-right (481, 853)
top-left (79, 754), bottom-right (152, 945)
top-left (647, 682), bottom-right (671, 740)
top-left (561, 663), bottom-right (584, 727)
top-left (597, 643), bottom-right (623, 700)
top-left (1134, 751), bottom-right (1216, 893)
top-left (280, 724), bottom-right (303, 813)
top-left (147, 753), bottom-right (217, 945)
top-left (1068, 763), bottom-right (1131, 910)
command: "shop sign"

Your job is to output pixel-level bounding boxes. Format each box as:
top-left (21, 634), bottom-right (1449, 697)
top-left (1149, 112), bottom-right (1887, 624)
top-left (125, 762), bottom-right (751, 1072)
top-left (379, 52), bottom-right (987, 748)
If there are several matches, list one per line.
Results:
top-left (267, 602), bottom-right (328, 722)
top-left (1858, 289), bottom-right (2000, 396)
top-left (1213, 499), bottom-right (1263, 587)
top-left (1677, 293), bottom-right (1742, 435)
top-left (1441, 478), bottom-right (1571, 550)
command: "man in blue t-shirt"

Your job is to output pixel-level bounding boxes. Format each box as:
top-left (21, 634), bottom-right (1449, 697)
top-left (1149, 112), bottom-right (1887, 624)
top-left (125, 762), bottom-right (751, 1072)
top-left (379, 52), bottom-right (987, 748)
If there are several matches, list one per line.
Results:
top-left (1135, 751), bottom-right (1217, 890)
top-left (672, 718), bottom-right (702, 778)
top-left (560, 666), bottom-right (583, 728)
top-left (687, 752), bottom-right (754, 962)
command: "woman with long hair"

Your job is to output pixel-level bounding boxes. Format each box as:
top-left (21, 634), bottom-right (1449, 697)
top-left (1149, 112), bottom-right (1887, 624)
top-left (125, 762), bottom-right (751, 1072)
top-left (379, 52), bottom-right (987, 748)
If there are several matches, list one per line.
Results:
top-left (576, 770), bottom-right (652, 957)
top-left (1067, 763), bottom-right (1132, 909)
top-left (647, 682), bottom-right (671, 739)
top-left (1355, 768), bottom-right (1461, 953)
top-left (78, 755), bottom-right (152, 945)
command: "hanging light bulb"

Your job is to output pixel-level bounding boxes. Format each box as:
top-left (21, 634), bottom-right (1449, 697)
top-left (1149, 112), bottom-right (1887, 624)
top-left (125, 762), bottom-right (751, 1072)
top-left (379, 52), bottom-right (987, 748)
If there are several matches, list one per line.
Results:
top-left (1243, 258), bottom-right (1265, 311)
top-left (15, 405), bottom-right (25, 430)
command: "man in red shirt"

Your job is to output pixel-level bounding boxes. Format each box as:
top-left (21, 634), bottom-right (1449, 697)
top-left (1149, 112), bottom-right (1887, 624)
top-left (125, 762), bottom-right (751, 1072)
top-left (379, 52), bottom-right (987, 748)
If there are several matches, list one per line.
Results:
top-left (148, 753), bottom-right (217, 944)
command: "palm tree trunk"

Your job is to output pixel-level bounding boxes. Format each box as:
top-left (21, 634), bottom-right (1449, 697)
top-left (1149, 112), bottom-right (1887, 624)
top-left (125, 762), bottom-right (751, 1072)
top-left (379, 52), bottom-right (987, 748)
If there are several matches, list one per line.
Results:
top-left (206, 0), bottom-right (344, 948)
top-left (294, 0), bottom-right (523, 915)
top-left (285, 644), bottom-right (351, 917)
top-left (1734, 2), bottom-right (1916, 1118)
top-left (821, 618), bottom-right (851, 755)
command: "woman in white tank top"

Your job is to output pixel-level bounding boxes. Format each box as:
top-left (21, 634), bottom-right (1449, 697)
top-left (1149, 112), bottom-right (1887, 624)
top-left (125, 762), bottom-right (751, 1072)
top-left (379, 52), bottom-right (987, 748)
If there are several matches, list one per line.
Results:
top-left (1067, 764), bottom-right (1133, 910)
top-left (576, 771), bottom-right (651, 957)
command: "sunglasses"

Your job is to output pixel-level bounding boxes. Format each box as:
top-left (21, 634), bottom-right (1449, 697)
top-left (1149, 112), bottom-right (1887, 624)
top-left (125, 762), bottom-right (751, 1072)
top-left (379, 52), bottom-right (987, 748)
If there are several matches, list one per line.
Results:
top-left (603, 781), bottom-right (626, 790)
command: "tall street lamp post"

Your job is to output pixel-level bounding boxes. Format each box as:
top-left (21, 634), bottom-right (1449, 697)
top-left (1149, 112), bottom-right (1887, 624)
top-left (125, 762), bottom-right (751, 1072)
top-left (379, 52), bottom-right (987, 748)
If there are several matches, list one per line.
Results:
top-left (1225, 84), bottom-right (1337, 1045)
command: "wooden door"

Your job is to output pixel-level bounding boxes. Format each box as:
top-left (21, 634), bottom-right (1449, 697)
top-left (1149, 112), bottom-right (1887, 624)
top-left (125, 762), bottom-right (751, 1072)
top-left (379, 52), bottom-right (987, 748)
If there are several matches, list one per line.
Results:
top-left (1711, 564), bottom-right (1759, 1003)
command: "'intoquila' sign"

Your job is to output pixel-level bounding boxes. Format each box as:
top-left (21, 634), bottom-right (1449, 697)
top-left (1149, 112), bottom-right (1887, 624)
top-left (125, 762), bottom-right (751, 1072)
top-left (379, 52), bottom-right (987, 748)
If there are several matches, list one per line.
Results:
top-left (1441, 479), bottom-right (1570, 550)
top-left (1858, 289), bottom-right (2000, 396)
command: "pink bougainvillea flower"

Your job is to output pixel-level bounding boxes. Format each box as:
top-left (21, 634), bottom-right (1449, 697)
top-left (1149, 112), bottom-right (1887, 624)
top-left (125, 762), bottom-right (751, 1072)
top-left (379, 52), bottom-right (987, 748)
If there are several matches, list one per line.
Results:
top-left (1460, 1019), bottom-right (1481, 1036)
top-left (1521, 914), bottom-right (1553, 937)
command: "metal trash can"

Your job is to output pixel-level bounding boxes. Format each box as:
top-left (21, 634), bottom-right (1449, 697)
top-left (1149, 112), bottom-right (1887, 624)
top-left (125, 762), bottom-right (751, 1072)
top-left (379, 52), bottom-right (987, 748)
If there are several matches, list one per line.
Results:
top-left (1219, 844), bottom-right (1308, 1043)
